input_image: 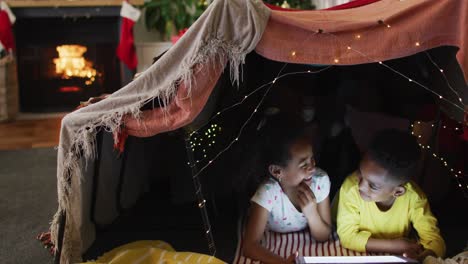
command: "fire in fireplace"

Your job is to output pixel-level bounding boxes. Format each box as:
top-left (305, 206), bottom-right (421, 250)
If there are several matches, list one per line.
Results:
top-left (14, 6), bottom-right (125, 113)
top-left (53, 44), bottom-right (99, 87)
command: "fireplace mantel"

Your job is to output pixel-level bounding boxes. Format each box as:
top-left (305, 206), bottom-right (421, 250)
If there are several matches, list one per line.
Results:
top-left (5, 0), bottom-right (143, 7)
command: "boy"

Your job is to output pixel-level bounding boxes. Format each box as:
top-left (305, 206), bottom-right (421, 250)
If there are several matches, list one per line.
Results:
top-left (336, 129), bottom-right (445, 261)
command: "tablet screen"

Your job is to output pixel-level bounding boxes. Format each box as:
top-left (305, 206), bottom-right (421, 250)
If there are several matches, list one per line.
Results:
top-left (297, 255), bottom-right (418, 264)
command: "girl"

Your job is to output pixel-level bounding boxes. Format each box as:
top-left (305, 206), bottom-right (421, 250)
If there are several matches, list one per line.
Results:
top-left (242, 113), bottom-right (332, 264)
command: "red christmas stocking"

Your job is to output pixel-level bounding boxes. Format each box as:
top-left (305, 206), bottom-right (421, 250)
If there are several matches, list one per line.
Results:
top-left (116, 1), bottom-right (141, 70)
top-left (0, 1), bottom-right (16, 52)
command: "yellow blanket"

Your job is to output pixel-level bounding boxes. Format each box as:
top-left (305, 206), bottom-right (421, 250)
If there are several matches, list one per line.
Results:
top-left (81, 240), bottom-right (226, 264)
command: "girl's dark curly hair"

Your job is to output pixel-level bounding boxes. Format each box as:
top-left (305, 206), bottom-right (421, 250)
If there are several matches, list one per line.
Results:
top-left (367, 128), bottom-right (422, 183)
top-left (238, 112), bottom-right (308, 199)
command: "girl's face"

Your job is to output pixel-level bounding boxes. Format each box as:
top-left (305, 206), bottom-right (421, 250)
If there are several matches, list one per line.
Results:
top-left (278, 137), bottom-right (316, 187)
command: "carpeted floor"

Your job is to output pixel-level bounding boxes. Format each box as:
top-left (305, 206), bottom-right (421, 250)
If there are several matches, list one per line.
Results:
top-left (0, 147), bottom-right (58, 264)
top-left (0, 146), bottom-right (239, 264)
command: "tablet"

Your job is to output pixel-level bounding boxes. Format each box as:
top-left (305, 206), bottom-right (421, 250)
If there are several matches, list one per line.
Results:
top-left (296, 255), bottom-right (418, 264)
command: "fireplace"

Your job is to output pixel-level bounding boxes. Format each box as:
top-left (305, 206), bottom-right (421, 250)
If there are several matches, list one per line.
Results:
top-left (14, 7), bottom-right (125, 112)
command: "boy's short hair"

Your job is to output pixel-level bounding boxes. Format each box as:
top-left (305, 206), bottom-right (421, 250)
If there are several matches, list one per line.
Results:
top-left (367, 128), bottom-right (421, 183)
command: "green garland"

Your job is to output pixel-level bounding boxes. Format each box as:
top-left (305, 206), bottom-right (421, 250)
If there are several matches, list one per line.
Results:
top-left (143, 0), bottom-right (208, 40)
top-left (263, 0), bottom-right (315, 10)
top-left (143, 0), bottom-right (315, 40)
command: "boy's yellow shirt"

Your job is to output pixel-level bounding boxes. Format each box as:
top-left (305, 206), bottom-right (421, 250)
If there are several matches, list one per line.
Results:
top-left (336, 172), bottom-right (445, 257)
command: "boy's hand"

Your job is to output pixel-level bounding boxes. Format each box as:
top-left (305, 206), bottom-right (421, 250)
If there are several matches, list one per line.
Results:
top-left (392, 238), bottom-right (423, 257)
top-left (297, 182), bottom-right (317, 217)
top-left (404, 249), bottom-right (436, 262)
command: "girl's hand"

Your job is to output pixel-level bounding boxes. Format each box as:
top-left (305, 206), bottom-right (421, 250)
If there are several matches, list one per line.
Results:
top-left (283, 251), bottom-right (298, 264)
top-left (296, 182), bottom-right (317, 217)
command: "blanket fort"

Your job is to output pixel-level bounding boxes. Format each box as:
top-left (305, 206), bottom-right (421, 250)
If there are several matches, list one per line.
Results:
top-left (50, 0), bottom-right (468, 263)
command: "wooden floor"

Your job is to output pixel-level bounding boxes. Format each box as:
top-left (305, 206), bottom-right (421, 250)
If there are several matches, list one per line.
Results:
top-left (0, 115), bottom-right (65, 150)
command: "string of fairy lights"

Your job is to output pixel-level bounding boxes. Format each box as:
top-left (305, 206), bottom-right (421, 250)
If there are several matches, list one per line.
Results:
top-left (317, 21), bottom-right (468, 194)
top-left (186, 66), bottom-right (334, 171)
top-left (184, 16), bottom-right (467, 198)
top-left (319, 29), bottom-right (466, 113)
top-left (425, 52), bottom-right (464, 105)
top-left (411, 122), bottom-right (468, 198)
top-left (185, 75), bottom-right (283, 168)
top-left (188, 123), bottom-right (222, 162)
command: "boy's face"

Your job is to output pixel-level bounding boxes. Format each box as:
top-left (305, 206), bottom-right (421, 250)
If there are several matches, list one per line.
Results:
top-left (357, 155), bottom-right (404, 204)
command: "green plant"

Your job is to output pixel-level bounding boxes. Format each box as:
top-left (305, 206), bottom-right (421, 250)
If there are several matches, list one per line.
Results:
top-left (263, 0), bottom-right (315, 10)
top-left (143, 0), bottom-right (209, 40)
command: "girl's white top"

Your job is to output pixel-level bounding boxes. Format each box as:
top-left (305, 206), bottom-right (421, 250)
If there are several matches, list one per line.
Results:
top-left (251, 168), bottom-right (330, 233)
